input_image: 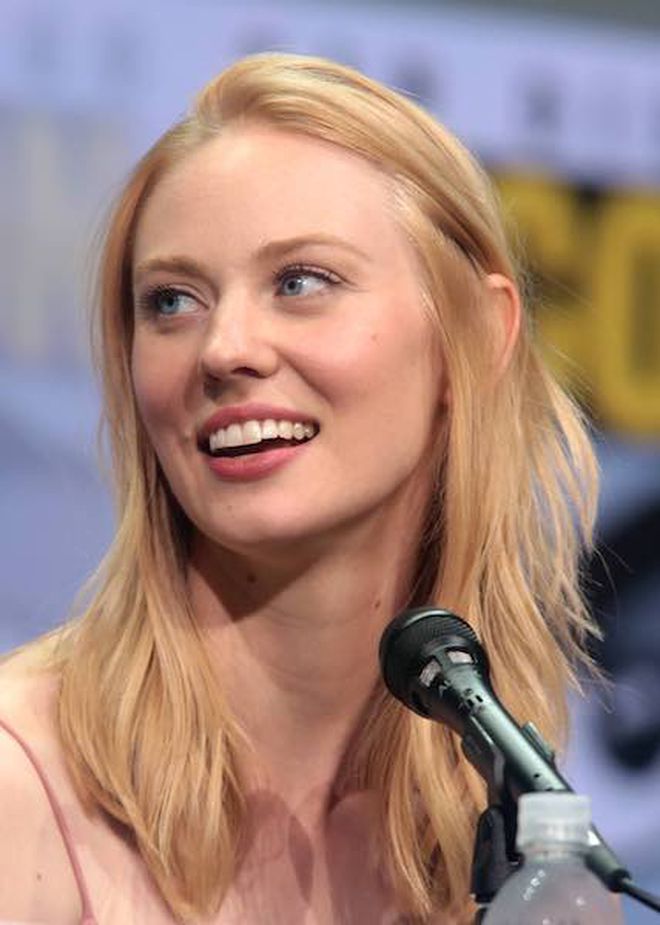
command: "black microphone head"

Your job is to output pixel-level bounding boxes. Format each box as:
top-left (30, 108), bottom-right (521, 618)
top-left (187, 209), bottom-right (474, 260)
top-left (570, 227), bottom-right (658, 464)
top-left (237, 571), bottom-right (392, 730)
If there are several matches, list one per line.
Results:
top-left (379, 606), bottom-right (483, 709)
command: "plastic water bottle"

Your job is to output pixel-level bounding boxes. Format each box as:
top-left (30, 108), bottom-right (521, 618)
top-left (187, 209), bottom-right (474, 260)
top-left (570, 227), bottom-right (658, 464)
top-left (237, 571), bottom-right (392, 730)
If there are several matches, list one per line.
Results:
top-left (483, 792), bottom-right (623, 924)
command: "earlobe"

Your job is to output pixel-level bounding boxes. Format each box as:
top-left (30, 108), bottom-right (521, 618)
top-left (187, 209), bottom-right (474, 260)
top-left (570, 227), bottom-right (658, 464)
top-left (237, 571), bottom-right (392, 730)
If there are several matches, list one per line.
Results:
top-left (485, 272), bottom-right (521, 378)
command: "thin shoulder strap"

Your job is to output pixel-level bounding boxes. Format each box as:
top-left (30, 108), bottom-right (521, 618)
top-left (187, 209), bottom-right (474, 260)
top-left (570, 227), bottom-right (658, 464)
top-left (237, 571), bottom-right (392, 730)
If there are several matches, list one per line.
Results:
top-left (0, 717), bottom-right (97, 925)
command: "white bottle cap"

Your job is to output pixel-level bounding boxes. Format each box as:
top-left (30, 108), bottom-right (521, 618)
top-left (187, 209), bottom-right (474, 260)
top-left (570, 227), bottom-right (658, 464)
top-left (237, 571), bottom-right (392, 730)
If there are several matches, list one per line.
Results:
top-left (516, 792), bottom-right (591, 850)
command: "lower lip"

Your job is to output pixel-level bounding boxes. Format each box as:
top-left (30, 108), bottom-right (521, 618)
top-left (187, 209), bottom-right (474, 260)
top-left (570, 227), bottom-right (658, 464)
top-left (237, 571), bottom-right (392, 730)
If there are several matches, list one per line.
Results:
top-left (203, 441), bottom-right (312, 481)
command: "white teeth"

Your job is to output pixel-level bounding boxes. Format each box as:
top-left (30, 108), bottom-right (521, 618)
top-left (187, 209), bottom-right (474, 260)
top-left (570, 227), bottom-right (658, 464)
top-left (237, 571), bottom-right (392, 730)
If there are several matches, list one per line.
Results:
top-left (242, 420), bottom-right (263, 445)
top-left (209, 429), bottom-right (226, 452)
top-left (261, 419), bottom-right (278, 439)
top-left (207, 418), bottom-right (317, 453)
top-left (225, 423), bottom-right (244, 447)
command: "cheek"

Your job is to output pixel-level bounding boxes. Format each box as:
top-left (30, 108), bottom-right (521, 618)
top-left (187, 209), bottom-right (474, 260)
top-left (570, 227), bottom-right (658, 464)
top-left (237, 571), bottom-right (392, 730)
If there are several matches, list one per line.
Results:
top-left (292, 321), bottom-right (442, 473)
top-left (310, 320), bottom-right (439, 413)
top-left (130, 336), bottom-right (189, 438)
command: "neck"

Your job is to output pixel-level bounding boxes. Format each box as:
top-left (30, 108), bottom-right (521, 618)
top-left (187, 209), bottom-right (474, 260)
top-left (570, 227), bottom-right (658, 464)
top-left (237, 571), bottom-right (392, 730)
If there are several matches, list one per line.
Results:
top-left (187, 498), bottom-right (429, 820)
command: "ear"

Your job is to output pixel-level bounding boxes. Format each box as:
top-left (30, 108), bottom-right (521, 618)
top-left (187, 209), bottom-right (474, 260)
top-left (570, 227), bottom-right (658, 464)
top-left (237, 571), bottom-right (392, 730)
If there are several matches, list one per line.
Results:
top-left (485, 273), bottom-right (521, 379)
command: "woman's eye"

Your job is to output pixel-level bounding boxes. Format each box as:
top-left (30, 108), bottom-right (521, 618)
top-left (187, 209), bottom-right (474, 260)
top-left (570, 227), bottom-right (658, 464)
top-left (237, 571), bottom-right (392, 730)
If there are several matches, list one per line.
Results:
top-left (276, 266), bottom-right (340, 298)
top-left (139, 286), bottom-right (198, 317)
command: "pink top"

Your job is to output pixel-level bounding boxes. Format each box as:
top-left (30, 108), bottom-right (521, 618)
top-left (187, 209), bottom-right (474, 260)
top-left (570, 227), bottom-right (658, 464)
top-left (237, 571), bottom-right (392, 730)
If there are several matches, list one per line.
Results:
top-left (0, 717), bottom-right (98, 925)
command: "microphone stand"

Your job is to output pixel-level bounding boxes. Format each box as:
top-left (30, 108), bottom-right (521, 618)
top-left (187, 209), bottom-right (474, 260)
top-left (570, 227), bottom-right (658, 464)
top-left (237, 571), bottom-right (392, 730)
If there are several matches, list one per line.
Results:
top-left (470, 801), bottom-right (518, 923)
top-left (465, 718), bottom-right (660, 922)
top-left (465, 718), bottom-right (561, 921)
top-left (378, 606), bottom-right (660, 919)
top-left (469, 746), bottom-right (520, 924)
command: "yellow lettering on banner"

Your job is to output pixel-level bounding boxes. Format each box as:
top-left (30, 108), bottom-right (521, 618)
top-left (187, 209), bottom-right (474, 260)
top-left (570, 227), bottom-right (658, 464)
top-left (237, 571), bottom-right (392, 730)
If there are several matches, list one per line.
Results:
top-left (591, 194), bottom-right (660, 434)
top-left (495, 174), bottom-right (593, 401)
top-left (496, 175), bottom-right (660, 435)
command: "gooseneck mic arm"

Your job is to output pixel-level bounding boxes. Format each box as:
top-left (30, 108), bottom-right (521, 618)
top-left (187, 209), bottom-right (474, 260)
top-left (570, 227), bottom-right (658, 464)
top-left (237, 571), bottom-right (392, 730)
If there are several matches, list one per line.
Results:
top-left (378, 607), bottom-right (660, 916)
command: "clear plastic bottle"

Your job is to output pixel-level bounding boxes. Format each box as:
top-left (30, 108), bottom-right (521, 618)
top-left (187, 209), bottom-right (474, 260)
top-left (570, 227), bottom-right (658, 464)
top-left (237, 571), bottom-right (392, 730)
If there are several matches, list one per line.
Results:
top-left (483, 792), bottom-right (623, 924)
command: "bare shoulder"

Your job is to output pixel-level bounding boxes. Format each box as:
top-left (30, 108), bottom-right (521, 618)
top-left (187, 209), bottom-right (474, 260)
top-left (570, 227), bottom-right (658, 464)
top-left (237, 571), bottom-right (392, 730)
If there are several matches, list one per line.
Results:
top-left (0, 641), bottom-right (82, 923)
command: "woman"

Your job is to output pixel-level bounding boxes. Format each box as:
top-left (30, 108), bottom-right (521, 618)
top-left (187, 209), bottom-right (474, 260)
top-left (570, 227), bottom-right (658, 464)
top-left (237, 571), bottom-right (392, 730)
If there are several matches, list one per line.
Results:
top-left (0, 53), bottom-right (598, 924)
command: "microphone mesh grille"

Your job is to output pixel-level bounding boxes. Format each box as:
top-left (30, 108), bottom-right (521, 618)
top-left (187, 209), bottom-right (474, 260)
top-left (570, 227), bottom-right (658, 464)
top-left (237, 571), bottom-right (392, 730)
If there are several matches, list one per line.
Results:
top-left (379, 608), bottom-right (479, 704)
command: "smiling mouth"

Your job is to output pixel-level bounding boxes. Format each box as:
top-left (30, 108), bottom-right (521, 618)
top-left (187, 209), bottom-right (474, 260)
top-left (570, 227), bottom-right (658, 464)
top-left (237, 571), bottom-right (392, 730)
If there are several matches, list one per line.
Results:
top-left (201, 419), bottom-right (319, 458)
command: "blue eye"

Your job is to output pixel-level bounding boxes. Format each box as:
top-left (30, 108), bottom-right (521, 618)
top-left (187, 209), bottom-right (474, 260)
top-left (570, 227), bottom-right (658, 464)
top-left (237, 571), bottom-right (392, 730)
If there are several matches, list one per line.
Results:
top-left (139, 286), bottom-right (198, 317)
top-left (276, 265), bottom-right (340, 298)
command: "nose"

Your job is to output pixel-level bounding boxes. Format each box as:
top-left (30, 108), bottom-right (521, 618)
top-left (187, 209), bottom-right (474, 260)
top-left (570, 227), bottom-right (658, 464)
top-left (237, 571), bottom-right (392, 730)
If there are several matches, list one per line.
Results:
top-left (198, 287), bottom-right (279, 387)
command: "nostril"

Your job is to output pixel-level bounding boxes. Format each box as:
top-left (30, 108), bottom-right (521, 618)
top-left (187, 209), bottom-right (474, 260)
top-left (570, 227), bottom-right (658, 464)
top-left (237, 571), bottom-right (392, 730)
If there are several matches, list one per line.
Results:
top-left (202, 367), bottom-right (266, 400)
top-left (234, 366), bottom-right (264, 377)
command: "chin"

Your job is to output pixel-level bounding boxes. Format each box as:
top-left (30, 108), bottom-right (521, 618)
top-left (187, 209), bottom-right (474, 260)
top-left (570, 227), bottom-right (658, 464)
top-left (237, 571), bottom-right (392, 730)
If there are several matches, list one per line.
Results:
top-left (194, 513), bottom-right (328, 559)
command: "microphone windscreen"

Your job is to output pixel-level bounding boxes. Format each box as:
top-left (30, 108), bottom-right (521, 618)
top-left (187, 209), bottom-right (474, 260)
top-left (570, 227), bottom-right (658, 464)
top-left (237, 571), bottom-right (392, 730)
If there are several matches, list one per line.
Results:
top-left (379, 607), bottom-right (478, 704)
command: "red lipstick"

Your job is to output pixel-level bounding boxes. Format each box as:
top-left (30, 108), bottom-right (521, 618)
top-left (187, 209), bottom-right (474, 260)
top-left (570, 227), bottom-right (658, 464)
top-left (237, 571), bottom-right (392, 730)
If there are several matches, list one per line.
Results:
top-left (205, 443), bottom-right (311, 481)
top-left (198, 403), bottom-right (318, 482)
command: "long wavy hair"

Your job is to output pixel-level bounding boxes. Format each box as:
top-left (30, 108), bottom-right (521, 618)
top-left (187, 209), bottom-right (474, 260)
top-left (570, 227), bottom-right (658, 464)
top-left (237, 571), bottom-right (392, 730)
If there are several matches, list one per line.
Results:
top-left (46, 53), bottom-right (598, 923)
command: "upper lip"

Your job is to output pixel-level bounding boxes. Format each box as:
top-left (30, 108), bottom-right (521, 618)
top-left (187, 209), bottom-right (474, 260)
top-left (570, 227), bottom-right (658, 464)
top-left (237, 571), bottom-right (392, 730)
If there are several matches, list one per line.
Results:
top-left (198, 403), bottom-right (319, 444)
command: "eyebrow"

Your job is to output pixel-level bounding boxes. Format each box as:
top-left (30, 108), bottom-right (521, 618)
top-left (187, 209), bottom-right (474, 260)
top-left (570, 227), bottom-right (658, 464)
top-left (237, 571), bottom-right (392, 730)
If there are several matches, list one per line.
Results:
top-left (133, 234), bottom-right (371, 283)
top-left (256, 234), bottom-right (372, 263)
top-left (133, 255), bottom-right (213, 285)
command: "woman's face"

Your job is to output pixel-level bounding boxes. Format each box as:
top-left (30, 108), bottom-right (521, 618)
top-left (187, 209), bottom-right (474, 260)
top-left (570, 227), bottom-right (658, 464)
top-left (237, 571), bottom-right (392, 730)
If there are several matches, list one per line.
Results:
top-left (130, 125), bottom-right (445, 557)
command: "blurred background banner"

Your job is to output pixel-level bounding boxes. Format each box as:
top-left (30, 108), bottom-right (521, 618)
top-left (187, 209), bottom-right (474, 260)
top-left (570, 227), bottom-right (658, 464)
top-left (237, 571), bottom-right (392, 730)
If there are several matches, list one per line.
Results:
top-left (1, 1), bottom-right (659, 919)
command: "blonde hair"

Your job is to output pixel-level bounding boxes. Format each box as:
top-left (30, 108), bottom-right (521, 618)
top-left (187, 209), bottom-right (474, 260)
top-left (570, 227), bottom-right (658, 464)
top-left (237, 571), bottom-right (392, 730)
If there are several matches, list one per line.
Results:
top-left (49, 54), bottom-right (598, 923)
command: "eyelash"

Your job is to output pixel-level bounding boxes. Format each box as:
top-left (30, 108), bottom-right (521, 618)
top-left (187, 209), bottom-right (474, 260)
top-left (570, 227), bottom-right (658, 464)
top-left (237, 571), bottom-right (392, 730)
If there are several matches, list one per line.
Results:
top-left (136, 263), bottom-right (342, 318)
top-left (136, 285), bottom-right (197, 318)
top-left (273, 263), bottom-right (342, 295)
top-left (273, 264), bottom-right (342, 301)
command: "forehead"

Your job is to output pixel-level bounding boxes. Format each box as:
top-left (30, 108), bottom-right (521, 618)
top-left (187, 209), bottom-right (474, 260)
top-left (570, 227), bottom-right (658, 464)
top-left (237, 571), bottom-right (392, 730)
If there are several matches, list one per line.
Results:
top-left (133, 125), bottom-right (412, 266)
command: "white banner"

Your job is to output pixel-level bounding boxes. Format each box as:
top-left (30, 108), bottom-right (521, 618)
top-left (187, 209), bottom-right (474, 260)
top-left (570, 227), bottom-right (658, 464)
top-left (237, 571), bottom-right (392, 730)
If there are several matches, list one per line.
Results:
top-left (1, 0), bottom-right (659, 186)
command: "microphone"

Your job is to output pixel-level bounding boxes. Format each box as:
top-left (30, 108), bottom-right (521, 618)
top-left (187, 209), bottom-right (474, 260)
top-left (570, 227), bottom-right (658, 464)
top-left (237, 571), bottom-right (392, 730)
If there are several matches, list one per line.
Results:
top-left (379, 606), bottom-right (630, 892)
